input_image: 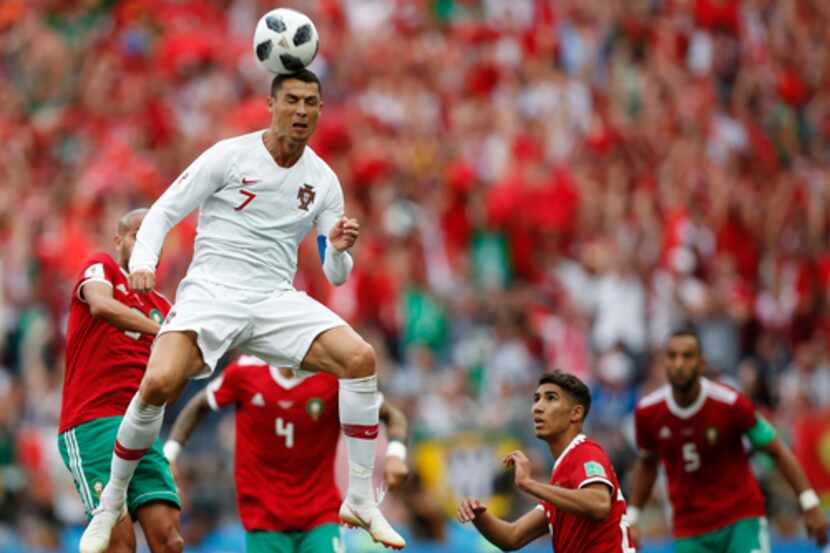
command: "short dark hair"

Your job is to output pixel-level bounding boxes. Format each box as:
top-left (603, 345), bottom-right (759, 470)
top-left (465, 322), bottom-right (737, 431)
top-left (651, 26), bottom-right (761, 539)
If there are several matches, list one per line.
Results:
top-left (270, 69), bottom-right (322, 98)
top-left (538, 371), bottom-right (592, 420)
top-left (668, 327), bottom-right (701, 351)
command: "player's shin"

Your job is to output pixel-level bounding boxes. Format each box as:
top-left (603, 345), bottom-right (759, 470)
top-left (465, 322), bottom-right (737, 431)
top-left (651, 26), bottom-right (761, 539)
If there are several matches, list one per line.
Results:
top-left (101, 393), bottom-right (165, 510)
top-left (339, 375), bottom-right (380, 506)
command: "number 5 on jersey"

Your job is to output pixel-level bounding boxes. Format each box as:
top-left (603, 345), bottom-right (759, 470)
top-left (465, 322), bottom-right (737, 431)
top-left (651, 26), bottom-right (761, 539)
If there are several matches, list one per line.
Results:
top-left (276, 417), bottom-right (294, 448)
top-left (683, 442), bottom-right (701, 472)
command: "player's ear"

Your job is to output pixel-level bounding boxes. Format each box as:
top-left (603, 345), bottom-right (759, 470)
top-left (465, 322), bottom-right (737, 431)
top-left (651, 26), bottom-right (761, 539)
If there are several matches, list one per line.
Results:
top-left (571, 403), bottom-right (585, 424)
top-left (267, 96), bottom-right (274, 112)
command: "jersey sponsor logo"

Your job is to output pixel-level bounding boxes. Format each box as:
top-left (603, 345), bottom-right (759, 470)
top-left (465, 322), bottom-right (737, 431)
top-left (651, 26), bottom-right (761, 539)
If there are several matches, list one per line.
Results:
top-left (659, 426), bottom-right (672, 439)
top-left (583, 461), bottom-right (607, 478)
top-left (306, 397), bottom-right (324, 420)
top-left (277, 400), bottom-right (294, 409)
top-left (251, 393), bottom-right (266, 407)
top-left (297, 183), bottom-right (316, 211)
top-left (706, 427), bottom-right (719, 445)
top-left (84, 263), bottom-right (106, 280)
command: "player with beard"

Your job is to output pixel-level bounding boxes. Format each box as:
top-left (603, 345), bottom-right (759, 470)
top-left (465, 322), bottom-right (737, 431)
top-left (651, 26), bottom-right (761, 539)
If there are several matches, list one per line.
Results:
top-left (628, 329), bottom-right (828, 552)
top-left (59, 209), bottom-right (182, 553)
top-left (80, 69), bottom-right (405, 552)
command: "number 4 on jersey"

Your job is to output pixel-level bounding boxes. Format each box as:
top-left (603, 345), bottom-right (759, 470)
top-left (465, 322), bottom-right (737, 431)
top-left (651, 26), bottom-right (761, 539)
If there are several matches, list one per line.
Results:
top-left (275, 417), bottom-right (294, 448)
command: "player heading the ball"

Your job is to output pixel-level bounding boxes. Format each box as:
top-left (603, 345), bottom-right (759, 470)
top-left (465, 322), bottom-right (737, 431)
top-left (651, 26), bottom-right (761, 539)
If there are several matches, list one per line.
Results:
top-left (79, 67), bottom-right (405, 552)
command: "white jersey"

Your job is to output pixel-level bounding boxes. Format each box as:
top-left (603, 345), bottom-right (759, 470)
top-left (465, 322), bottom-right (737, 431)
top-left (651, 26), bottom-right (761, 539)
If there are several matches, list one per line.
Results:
top-left (130, 130), bottom-right (350, 292)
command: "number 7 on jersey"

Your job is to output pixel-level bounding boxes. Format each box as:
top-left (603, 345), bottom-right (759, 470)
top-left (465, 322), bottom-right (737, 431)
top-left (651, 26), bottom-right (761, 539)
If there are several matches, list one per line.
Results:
top-left (235, 189), bottom-right (257, 211)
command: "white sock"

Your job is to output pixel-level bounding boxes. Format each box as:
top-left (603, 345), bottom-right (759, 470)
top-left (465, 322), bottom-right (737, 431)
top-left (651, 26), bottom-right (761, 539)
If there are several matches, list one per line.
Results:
top-left (339, 375), bottom-right (380, 507)
top-left (100, 393), bottom-right (164, 510)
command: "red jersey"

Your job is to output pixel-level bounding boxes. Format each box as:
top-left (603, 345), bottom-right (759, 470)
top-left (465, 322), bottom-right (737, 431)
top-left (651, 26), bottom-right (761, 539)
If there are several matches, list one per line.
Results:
top-left (60, 253), bottom-right (170, 433)
top-left (634, 378), bottom-right (766, 537)
top-left (541, 434), bottom-right (634, 553)
top-left (206, 356), bottom-right (341, 532)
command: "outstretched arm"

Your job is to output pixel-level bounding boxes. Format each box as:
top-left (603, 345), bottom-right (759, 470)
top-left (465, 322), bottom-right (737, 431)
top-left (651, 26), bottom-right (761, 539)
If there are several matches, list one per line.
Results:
top-left (457, 498), bottom-right (548, 551)
top-left (163, 390), bottom-right (213, 463)
top-left (763, 437), bottom-right (828, 546)
top-left (130, 145), bottom-right (226, 290)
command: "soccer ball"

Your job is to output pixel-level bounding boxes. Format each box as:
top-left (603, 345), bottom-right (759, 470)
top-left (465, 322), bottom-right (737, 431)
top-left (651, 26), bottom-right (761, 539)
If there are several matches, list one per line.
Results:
top-left (253, 8), bottom-right (319, 75)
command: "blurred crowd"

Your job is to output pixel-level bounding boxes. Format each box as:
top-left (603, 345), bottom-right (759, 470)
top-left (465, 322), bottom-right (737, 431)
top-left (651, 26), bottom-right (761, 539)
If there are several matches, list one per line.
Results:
top-left (2, 0), bottom-right (830, 550)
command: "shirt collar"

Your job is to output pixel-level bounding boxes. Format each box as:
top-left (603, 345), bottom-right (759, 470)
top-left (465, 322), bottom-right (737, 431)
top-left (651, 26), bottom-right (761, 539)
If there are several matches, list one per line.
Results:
top-left (268, 365), bottom-right (311, 389)
top-left (665, 378), bottom-right (710, 419)
top-left (553, 433), bottom-right (587, 472)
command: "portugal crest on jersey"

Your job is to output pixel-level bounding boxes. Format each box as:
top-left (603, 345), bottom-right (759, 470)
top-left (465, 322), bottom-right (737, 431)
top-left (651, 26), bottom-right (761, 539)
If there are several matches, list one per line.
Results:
top-left (306, 397), bottom-right (324, 420)
top-left (297, 184), bottom-right (315, 211)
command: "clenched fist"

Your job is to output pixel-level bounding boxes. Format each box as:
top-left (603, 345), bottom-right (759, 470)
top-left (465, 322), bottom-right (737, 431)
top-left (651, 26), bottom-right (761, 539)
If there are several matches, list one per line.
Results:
top-left (129, 269), bottom-right (156, 292)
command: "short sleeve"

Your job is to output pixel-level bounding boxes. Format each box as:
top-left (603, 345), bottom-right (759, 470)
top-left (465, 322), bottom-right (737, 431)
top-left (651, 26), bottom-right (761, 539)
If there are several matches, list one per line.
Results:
top-left (572, 445), bottom-right (616, 494)
top-left (206, 363), bottom-right (243, 411)
top-left (634, 407), bottom-right (656, 454)
top-left (732, 392), bottom-right (759, 434)
top-left (733, 393), bottom-right (776, 447)
top-left (75, 255), bottom-right (118, 302)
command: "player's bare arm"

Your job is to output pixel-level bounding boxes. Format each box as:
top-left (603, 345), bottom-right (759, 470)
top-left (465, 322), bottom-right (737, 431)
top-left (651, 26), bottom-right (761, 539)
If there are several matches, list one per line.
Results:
top-left (163, 390), bottom-right (213, 465)
top-left (762, 436), bottom-right (829, 546)
top-left (505, 450), bottom-right (612, 521)
top-left (83, 281), bottom-right (161, 336)
top-left (626, 450), bottom-right (659, 549)
top-left (379, 399), bottom-right (409, 489)
top-left (457, 497), bottom-right (548, 551)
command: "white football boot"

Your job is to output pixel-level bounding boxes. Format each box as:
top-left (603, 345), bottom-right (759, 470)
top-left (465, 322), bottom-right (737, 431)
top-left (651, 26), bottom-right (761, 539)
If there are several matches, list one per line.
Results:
top-left (339, 499), bottom-right (406, 550)
top-left (79, 502), bottom-right (127, 553)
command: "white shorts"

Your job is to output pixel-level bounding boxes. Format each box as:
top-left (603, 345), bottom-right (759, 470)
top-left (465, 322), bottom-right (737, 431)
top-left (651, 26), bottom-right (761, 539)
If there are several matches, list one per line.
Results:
top-left (159, 279), bottom-right (347, 378)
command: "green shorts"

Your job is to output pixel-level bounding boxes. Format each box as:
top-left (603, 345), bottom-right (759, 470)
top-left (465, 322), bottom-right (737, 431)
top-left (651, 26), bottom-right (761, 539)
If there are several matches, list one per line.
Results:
top-left (246, 524), bottom-right (344, 553)
top-left (58, 416), bottom-right (180, 519)
top-left (675, 517), bottom-right (770, 553)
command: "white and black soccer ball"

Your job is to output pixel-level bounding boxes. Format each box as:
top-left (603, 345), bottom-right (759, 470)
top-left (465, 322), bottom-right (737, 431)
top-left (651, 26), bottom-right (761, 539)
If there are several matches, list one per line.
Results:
top-left (253, 8), bottom-right (319, 75)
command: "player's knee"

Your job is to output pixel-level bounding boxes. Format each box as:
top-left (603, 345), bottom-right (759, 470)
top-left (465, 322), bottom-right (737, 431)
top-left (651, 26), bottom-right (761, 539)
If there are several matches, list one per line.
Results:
top-left (344, 341), bottom-right (375, 379)
top-left (139, 372), bottom-right (178, 405)
top-left (156, 529), bottom-right (184, 553)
